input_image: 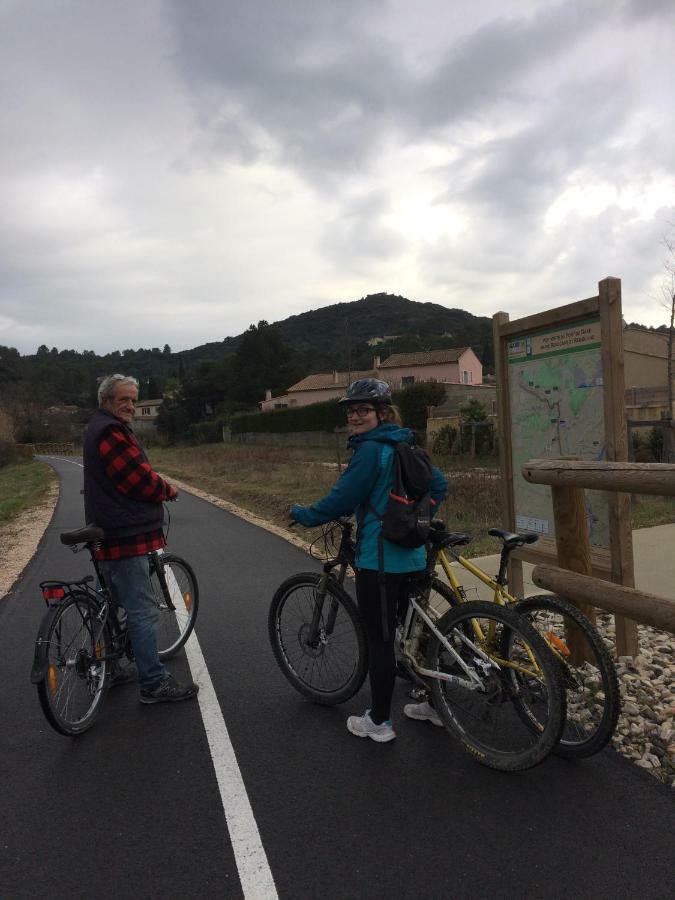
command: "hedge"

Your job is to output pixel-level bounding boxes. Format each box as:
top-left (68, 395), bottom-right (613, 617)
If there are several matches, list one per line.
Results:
top-left (231, 399), bottom-right (343, 434)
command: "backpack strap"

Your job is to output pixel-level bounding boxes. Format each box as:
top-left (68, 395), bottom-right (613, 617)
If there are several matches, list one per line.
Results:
top-left (365, 442), bottom-right (401, 643)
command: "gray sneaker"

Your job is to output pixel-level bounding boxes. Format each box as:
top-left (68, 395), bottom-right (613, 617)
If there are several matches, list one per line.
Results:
top-left (140, 675), bottom-right (199, 704)
top-left (404, 700), bottom-right (443, 727)
top-left (347, 710), bottom-right (396, 743)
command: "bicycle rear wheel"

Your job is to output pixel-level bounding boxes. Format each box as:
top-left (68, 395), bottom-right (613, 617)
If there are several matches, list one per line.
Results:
top-left (269, 572), bottom-right (368, 705)
top-left (37, 593), bottom-right (111, 736)
top-left (428, 601), bottom-right (565, 772)
top-left (513, 594), bottom-right (620, 758)
top-left (150, 554), bottom-right (199, 660)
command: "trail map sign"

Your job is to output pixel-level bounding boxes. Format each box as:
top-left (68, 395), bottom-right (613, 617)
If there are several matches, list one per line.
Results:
top-left (507, 317), bottom-right (609, 548)
top-left (493, 277), bottom-right (632, 584)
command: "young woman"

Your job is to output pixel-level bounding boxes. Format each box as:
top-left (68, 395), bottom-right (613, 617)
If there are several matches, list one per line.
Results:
top-left (291, 378), bottom-right (448, 743)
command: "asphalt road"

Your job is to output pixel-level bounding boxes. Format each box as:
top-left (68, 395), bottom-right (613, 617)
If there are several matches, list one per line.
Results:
top-left (1, 457), bottom-right (673, 899)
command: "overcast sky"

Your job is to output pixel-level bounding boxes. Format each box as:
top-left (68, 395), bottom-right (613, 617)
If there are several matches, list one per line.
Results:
top-left (1, 0), bottom-right (674, 356)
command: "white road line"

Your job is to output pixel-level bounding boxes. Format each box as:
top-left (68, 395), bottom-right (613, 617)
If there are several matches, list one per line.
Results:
top-left (42, 455), bottom-right (83, 467)
top-left (46, 456), bottom-right (275, 894)
top-left (183, 629), bottom-right (279, 900)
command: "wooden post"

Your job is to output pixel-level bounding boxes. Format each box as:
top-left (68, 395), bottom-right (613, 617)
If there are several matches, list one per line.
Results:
top-left (551, 484), bottom-right (595, 663)
top-left (599, 276), bottom-right (638, 656)
top-left (493, 311), bottom-right (525, 598)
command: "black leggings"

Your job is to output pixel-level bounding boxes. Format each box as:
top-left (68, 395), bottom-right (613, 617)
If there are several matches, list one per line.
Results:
top-left (354, 569), bottom-right (407, 724)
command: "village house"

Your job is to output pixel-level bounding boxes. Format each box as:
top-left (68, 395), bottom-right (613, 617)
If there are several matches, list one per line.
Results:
top-left (133, 397), bottom-right (163, 434)
top-left (260, 347), bottom-right (483, 410)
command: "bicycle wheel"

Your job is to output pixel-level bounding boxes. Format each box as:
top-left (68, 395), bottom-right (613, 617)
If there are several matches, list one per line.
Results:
top-left (37, 592), bottom-right (111, 736)
top-left (269, 572), bottom-right (368, 705)
top-left (513, 594), bottom-right (620, 759)
top-left (150, 554), bottom-right (199, 660)
top-left (428, 600), bottom-right (565, 772)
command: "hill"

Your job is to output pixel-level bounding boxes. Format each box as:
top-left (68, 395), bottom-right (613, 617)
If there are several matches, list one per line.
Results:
top-left (178, 292), bottom-right (493, 371)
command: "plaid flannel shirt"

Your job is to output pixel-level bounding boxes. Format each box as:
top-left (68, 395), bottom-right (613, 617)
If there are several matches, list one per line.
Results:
top-left (94, 425), bottom-right (176, 561)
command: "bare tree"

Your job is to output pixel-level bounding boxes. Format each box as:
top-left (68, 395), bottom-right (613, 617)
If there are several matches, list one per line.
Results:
top-left (660, 229), bottom-right (675, 461)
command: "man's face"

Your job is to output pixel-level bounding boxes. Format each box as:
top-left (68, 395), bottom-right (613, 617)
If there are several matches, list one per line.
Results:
top-left (103, 383), bottom-right (138, 425)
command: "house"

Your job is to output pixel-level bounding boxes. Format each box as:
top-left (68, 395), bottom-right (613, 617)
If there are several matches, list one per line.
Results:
top-left (133, 398), bottom-right (163, 434)
top-left (260, 347), bottom-right (483, 410)
top-left (623, 325), bottom-right (673, 421)
top-left (376, 347), bottom-right (482, 388)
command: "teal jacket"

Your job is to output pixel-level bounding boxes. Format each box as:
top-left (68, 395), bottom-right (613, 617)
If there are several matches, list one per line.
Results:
top-left (291, 424), bottom-right (448, 573)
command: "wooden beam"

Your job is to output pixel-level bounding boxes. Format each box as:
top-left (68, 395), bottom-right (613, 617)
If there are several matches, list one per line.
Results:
top-left (522, 459), bottom-right (675, 496)
top-left (532, 565), bottom-right (675, 634)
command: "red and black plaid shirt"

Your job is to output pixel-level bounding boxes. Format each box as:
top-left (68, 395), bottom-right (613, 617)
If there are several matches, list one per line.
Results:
top-left (94, 425), bottom-right (176, 561)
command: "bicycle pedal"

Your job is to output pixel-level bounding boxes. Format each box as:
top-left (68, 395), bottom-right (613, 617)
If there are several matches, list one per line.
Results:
top-left (407, 686), bottom-right (429, 701)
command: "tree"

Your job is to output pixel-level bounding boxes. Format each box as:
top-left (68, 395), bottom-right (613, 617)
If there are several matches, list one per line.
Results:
top-left (231, 321), bottom-right (297, 409)
top-left (658, 228), bottom-right (675, 461)
top-left (393, 382), bottom-right (446, 431)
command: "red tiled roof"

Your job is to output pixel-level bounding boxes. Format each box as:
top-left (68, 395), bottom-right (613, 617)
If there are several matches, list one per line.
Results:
top-left (378, 348), bottom-right (470, 367)
top-left (287, 369), bottom-right (377, 392)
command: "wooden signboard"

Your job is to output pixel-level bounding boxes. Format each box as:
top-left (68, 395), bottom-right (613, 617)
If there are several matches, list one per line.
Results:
top-left (493, 277), bottom-right (637, 652)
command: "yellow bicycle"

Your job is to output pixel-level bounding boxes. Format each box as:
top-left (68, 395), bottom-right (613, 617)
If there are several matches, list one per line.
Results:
top-left (425, 522), bottom-right (620, 759)
top-left (270, 518), bottom-right (566, 772)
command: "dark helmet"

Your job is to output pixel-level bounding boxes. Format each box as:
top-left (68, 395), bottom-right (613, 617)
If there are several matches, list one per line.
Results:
top-left (338, 378), bottom-right (392, 406)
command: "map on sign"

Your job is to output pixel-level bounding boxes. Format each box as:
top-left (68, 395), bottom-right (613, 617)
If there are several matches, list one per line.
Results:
top-left (508, 317), bottom-right (609, 548)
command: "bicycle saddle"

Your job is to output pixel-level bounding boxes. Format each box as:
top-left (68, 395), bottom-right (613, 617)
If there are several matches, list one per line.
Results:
top-left (60, 524), bottom-right (106, 545)
top-left (428, 529), bottom-right (472, 550)
top-left (488, 528), bottom-right (538, 548)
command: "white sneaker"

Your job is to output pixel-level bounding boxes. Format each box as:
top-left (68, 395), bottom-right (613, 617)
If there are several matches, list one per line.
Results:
top-left (403, 700), bottom-right (443, 727)
top-left (347, 710), bottom-right (396, 743)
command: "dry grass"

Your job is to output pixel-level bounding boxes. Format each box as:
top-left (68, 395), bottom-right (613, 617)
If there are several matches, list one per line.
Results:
top-left (0, 460), bottom-right (56, 524)
top-left (149, 443), bottom-right (504, 556)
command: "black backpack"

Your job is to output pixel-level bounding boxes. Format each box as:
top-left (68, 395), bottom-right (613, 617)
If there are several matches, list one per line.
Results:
top-left (372, 440), bottom-right (434, 548)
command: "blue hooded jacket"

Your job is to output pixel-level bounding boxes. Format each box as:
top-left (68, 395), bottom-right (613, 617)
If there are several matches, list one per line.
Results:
top-left (291, 424), bottom-right (448, 573)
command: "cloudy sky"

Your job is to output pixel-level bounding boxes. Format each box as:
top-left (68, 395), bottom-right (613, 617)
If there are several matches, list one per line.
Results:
top-left (1, 0), bottom-right (674, 356)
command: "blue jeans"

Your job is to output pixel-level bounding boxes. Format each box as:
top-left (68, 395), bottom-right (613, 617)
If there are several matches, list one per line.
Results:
top-left (99, 555), bottom-right (167, 689)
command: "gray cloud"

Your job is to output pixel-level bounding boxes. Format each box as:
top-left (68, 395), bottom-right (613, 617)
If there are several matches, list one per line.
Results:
top-left (0, 0), bottom-right (674, 354)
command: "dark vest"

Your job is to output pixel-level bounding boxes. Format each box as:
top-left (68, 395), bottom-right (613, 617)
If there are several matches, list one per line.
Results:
top-left (83, 410), bottom-right (164, 538)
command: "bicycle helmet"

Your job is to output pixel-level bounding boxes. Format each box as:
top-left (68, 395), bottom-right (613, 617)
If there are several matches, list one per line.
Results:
top-left (338, 378), bottom-right (392, 406)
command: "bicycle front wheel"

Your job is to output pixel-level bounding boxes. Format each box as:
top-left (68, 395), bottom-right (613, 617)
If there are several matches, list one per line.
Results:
top-left (150, 554), bottom-right (199, 660)
top-left (37, 593), bottom-right (111, 736)
top-left (513, 594), bottom-right (620, 758)
top-left (269, 573), bottom-right (368, 705)
top-left (428, 601), bottom-right (565, 772)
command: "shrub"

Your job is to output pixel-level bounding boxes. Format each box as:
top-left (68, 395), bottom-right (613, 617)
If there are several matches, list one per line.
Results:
top-left (432, 425), bottom-right (457, 455)
top-left (0, 441), bottom-right (17, 468)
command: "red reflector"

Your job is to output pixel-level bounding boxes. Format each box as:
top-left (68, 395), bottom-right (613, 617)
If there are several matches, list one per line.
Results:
top-left (43, 586), bottom-right (66, 601)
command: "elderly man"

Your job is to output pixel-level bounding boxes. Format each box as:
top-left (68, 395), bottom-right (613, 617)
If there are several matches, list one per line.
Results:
top-left (84, 373), bottom-right (198, 704)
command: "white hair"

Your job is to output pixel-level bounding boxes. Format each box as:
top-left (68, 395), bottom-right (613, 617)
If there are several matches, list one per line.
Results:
top-left (98, 374), bottom-right (139, 407)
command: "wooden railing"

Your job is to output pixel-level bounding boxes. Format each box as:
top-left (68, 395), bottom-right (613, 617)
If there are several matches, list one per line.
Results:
top-left (522, 460), bottom-right (675, 651)
top-left (20, 442), bottom-right (76, 455)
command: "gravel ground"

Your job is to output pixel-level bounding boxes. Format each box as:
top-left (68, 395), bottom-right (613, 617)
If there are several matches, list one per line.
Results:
top-left (3, 475), bottom-right (672, 786)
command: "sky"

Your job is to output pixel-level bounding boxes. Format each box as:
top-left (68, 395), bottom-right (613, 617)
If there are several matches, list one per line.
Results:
top-left (1, 0), bottom-right (674, 357)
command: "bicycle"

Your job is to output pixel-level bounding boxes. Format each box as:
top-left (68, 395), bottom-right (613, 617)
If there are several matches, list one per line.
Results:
top-left (425, 522), bottom-right (620, 759)
top-left (269, 519), bottom-right (566, 772)
top-left (31, 524), bottom-right (199, 736)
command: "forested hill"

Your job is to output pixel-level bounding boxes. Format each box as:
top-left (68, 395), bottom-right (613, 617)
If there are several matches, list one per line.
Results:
top-left (179, 292), bottom-right (492, 366)
top-left (1, 293), bottom-right (492, 431)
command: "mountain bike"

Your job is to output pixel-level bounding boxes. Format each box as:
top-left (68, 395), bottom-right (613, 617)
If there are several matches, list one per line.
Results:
top-left (425, 522), bottom-right (620, 759)
top-left (31, 524), bottom-right (199, 736)
top-left (269, 519), bottom-right (565, 772)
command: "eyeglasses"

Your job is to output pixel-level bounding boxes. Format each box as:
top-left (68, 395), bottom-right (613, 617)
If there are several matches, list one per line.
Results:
top-left (346, 406), bottom-right (376, 418)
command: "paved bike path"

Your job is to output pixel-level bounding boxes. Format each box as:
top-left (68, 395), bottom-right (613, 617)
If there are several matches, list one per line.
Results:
top-left (1, 458), bottom-right (673, 899)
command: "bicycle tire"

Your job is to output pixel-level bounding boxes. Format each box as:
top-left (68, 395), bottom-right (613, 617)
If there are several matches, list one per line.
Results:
top-left (269, 572), bottom-right (368, 705)
top-left (36, 592), bottom-right (111, 736)
top-left (150, 554), bottom-right (199, 660)
top-left (512, 594), bottom-right (620, 759)
top-left (428, 600), bottom-right (565, 772)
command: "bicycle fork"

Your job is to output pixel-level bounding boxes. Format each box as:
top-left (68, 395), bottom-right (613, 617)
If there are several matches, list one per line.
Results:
top-left (306, 574), bottom-right (340, 646)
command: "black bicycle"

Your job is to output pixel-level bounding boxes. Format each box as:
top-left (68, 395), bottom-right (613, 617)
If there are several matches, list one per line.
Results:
top-left (32, 524), bottom-right (199, 736)
top-left (269, 519), bottom-right (566, 772)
